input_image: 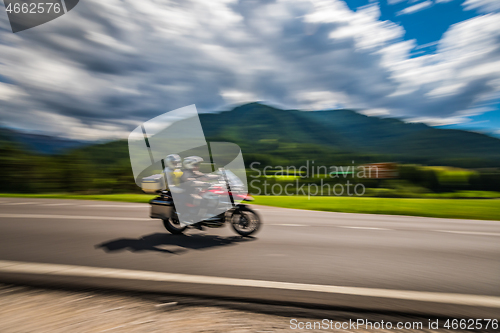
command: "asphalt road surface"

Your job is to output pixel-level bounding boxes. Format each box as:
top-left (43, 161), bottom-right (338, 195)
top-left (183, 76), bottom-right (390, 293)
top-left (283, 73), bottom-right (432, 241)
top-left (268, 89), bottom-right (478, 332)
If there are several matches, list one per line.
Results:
top-left (0, 198), bottom-right (499, 317)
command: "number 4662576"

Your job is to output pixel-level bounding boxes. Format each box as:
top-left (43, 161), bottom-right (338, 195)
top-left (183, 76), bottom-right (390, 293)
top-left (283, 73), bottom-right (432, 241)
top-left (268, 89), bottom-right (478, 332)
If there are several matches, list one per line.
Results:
top-left (444, 319), bottom-right (498, 330)
top-left (5, 2), bottom-right (62, 14)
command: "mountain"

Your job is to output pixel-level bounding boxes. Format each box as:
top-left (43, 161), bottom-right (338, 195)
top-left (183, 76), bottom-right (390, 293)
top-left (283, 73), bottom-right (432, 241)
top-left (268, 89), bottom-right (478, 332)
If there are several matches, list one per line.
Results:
top-left (197, 103), bottom-right (500, 167)
top-left (0, 127), bottom-right (91, 154)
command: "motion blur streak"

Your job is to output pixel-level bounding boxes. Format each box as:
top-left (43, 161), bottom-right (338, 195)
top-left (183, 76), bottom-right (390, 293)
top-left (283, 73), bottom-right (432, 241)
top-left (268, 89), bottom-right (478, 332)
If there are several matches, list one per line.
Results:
top-left (1, 259), bottom-right (499, 308)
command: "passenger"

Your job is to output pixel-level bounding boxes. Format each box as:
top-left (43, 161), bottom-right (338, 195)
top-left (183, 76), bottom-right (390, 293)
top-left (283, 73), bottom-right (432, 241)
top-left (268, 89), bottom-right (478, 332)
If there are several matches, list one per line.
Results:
top-left (163, 154), bottom-right (183, 194)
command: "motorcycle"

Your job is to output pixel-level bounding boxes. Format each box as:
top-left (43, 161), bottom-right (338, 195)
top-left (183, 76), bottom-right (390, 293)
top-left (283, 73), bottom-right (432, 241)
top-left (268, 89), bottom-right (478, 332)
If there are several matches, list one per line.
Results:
top-left (149, 169), bottom-right (261, 237)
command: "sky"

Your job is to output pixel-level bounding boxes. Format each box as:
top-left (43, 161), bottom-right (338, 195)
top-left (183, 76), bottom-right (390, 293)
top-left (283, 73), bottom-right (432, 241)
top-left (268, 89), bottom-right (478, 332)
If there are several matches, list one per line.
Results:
top-left (0, 0), bottom-right (499, 140)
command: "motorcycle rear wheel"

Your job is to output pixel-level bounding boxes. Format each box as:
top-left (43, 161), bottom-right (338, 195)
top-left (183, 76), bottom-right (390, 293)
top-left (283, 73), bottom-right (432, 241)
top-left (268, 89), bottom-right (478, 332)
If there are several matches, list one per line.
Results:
top-left (162, 214), bottom-right (187, 234)
top-left (231, 206), bottom-right (261, 237)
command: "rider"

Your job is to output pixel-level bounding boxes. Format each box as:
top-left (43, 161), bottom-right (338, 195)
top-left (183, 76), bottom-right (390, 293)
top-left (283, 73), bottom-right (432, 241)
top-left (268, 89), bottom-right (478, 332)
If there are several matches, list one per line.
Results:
top-left (163, 154), bottom-right (183, 194)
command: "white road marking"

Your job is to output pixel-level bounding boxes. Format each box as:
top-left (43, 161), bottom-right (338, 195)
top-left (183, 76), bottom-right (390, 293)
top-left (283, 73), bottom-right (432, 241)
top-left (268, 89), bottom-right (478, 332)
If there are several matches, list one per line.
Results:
top-left (81, 205), bottom-right (147, 208)
top-left (270, 223), bottom-right (307, 227)
top-left (435, 230), bottom-right (500, 237)
top-left (0, 260), bottom-right (498, 308)
top-left (3, 202), bottom-right (38, 205)
top-left (339, 226), bottom-right (390, 230)
top-left (263, 209), bottom-right (333, 216)
top-left (0, 213), bottom-right (148, 221)
top-left (41, 203), bottom-right (73, 206)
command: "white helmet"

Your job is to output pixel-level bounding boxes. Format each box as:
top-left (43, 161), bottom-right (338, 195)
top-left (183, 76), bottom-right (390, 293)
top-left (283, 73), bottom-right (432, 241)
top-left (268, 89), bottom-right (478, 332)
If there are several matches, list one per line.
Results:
top-left (165, 154), bottom-right (181, 169)
top-left (183, 156), bottom-right (203, 170)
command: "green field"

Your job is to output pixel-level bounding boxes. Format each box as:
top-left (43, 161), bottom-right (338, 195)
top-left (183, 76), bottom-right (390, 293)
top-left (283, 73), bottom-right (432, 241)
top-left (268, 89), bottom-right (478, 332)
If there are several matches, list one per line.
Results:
top-left (253, 196), bottom-right (500, 221)
top-left (1, 193), bottom-right (499, 221)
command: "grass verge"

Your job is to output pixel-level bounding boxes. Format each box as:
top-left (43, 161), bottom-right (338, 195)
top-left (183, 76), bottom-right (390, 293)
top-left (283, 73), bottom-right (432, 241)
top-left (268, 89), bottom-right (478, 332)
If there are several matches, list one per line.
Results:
top-left (253, 196), bottom-right (500, 221)
top-left (1, 193), bottom-right (499, 221)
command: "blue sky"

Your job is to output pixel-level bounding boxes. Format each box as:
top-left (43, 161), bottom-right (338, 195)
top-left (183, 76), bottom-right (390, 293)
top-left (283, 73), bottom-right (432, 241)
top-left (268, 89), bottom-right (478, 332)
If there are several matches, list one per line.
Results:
top-left (347, 0), bottom-right (477, 46)
top-left (439, 104), bottom-right (500, 137)
top-left (346, 0), bottom-right (500, 136)
top-left (0, 0), bottom-right (499, 140)
top-left (348, 0), bottom-right (500, 137)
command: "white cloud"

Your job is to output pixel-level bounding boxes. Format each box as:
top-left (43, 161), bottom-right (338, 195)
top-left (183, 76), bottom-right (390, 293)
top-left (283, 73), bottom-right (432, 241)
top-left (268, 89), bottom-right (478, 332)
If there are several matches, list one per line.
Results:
top-left (406, 116), bottom-right (470, 126)
top-left (463, 0), bottom-right (500, 13)
top-left (309, 2), bottom-right (404, 50)
top-left (5, 110), bottom-right (131, 141)
top-left (0, 82), bottom-right (26, 101)
top-left (388, 0), bottom-right (406, 4)
top-left (220, 90), bottom-right (259, 105)
top-left (414, 41), bottom-right (439, 50)
top-left (460, 60), bottom-right (500, 79)
top-left (397, 1), bottom-right (433, 15)
top-left (456, 107), bottom-right (495, 116)
top-left (426, 83), bottom-right (466, 98)
top-left (358, 108), bottom-right (391, 116)
top-left (296, 91), bottom-right (349, 110)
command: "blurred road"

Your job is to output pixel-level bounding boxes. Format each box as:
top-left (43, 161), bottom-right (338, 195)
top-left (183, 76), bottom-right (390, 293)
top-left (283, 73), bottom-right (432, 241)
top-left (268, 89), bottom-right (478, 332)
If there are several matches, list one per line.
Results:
top-left (0, 198), bottom-right (499, 316)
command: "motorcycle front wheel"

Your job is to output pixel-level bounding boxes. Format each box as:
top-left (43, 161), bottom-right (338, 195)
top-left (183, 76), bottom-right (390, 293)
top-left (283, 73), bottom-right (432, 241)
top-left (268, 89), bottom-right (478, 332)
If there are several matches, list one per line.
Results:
top-left (162, 214), bottom-right (187, 234)
top-left (230, 206), bottom-right (261, 237)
